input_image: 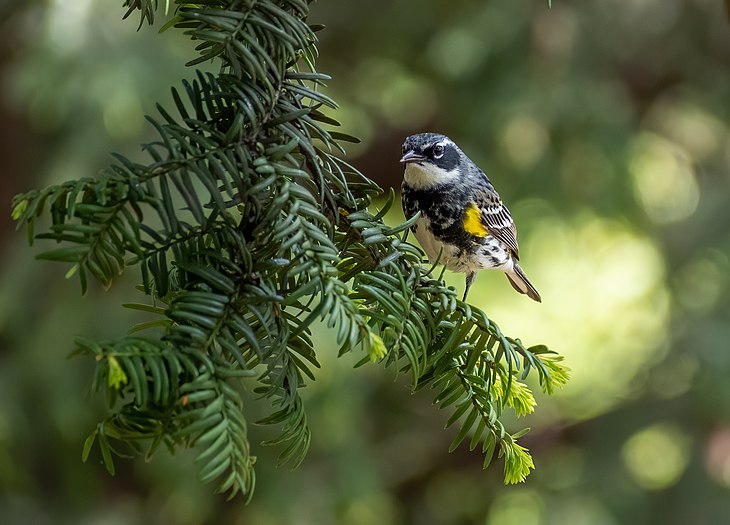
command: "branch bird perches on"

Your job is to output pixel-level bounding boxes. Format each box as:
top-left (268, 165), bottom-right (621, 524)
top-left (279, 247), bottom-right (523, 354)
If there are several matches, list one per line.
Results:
top-left (11, 0), bottom-right (568, 500)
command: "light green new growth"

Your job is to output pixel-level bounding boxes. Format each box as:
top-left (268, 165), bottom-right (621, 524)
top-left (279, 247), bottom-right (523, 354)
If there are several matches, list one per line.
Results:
top-left (12, 0), bottom-right (568, 499)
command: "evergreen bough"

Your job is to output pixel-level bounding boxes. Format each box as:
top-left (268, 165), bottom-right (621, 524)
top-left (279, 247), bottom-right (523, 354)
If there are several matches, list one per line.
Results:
top-left (11, 0), bottom-right (569, 500)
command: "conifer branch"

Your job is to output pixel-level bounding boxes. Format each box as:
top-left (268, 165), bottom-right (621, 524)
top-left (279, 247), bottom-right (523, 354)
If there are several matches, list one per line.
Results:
top-left (12, 0), bottom-right (568, 498)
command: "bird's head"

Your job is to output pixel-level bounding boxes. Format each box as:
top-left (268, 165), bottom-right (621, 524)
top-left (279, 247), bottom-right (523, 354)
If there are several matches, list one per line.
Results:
top-left (400, 133), bottom-right (463, 189)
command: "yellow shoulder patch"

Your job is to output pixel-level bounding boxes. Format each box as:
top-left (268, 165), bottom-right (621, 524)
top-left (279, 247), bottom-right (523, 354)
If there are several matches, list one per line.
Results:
top-left (463, 203), bottom-right (489, 237)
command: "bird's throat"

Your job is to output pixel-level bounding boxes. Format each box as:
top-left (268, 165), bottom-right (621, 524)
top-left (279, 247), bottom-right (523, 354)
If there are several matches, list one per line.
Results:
top-left (404, 163), bottom-right (460, 190)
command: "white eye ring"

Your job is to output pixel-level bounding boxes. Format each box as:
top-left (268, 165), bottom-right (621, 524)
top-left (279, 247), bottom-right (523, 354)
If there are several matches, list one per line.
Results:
top-left (433, 144), bottom-right (445, 158)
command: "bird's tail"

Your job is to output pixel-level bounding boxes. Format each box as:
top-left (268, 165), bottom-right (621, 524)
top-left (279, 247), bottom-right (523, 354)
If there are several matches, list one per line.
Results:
top-left (505, 264), bottom-right (542, 303)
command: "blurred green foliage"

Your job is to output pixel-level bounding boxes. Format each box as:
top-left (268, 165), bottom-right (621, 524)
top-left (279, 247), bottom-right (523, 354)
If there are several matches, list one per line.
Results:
top-left (1, 0), bottom-right (730, 524)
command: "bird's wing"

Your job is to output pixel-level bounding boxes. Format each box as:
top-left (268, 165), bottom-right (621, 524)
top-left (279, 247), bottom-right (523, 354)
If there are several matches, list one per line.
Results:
top-left (476, 189), bottom-right (520, 260)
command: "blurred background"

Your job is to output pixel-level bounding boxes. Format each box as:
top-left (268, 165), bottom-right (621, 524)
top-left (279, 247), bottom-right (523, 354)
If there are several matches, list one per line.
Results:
top-left (1, 0), bottom-right (729, 523)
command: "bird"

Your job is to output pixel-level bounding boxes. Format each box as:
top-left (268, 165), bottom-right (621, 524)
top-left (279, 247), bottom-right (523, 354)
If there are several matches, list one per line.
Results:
top-left (400, 132), bottom-right (541, 303)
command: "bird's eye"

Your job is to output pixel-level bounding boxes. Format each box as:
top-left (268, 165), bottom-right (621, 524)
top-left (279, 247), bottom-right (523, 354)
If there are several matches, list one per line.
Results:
top-left (433, 144), bottom-right (445, 158)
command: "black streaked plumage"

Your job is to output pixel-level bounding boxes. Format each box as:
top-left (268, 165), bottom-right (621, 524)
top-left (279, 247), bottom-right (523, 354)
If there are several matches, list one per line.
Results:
top-left (400, 132), bottom-right (541, 302)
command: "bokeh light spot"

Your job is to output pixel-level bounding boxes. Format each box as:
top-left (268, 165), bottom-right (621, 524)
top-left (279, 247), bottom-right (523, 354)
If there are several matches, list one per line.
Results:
top-left (353, 58), bottom-right (436, 129)
top-left (341, 493), bottom-right (398, 525)
top-left (102, 88), bottom-right (144, 139)
top-left (645, 98), bottom-right (726, 161)
top-left (648, 355), bottom-right (699, 400)
top-left (622, 422), bottom-right (691, 490)
top-left (674, 249), bottom-right (730, 314)
top-left (427, 28), bottom-right (485, 79)
top-left (487, 212), bottom-right (669, 420)
top-left (617, 0), bottom-right (681, 34)
top-left (705, 427), bottom-right (730, 488)
top-left (549, 496), bottom-right (618, 525)
top-left (46, 0), bottom-right (93, 53)
top-left (532, 5), bottom-right (577, 63)
top-left (380, 75), bottom-right (436, 129)
top-left (499, 115), bottom-right (549, 169)
top-left (630, 133), bottom-right (699, 224)
top-left (486, 489), bottom-right (543, 525)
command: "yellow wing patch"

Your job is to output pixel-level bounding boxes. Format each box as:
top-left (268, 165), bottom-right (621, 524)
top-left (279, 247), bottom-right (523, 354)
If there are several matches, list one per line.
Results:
top-left (463, 203), bottom-right (489, 237)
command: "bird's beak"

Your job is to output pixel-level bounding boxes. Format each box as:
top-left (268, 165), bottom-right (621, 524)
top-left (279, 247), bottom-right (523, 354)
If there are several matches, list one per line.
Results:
top-left (400, 151), bottom-right (426, 164)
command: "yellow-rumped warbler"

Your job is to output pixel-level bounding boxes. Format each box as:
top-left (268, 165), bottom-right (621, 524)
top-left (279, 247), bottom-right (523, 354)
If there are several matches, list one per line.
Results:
top-left (400, 133), bottom-right (541, 303)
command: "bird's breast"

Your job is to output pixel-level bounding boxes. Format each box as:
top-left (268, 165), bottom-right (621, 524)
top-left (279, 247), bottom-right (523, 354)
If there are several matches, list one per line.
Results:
top-left (402, 184), bottom-right (461, 231)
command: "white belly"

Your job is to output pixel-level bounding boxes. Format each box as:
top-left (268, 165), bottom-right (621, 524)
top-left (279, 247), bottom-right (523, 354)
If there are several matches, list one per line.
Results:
top-left (411, 216), bottom-right (514, 274)
top-left (412, 216), bottom-right (458, 266)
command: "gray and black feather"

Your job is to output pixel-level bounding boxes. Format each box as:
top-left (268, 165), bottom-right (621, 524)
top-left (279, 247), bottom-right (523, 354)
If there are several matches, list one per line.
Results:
top-left (400, 132), bottom-right (541, 302)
